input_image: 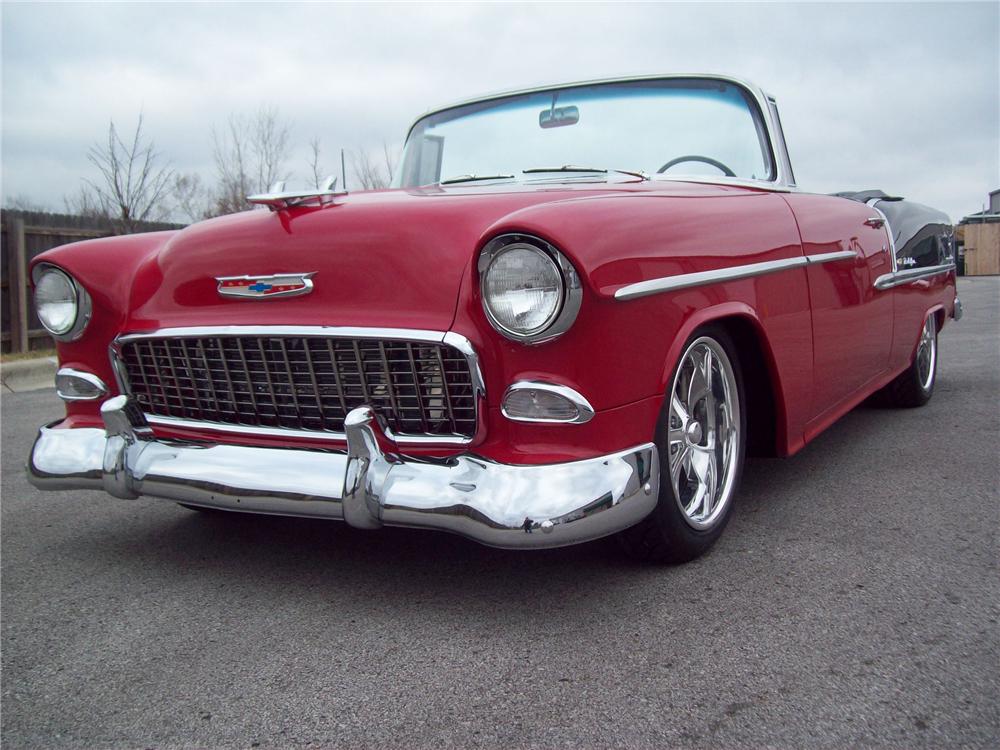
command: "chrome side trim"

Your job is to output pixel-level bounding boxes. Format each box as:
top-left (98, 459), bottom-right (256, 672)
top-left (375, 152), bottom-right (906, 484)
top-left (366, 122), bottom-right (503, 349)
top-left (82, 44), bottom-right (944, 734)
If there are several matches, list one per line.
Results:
top-left (874, 263), bottom-right (956, 291)
top-left (109, 325), bottom-right (485, 447)
top-left (806, 250), bottom-right (858, 264)
top-left (27, 398), bottom-right (659, 550)
top-left (614, 250), bottom-right (856, 301)
top-left (55, 368), bottom-right (109, 401)
top-left (870, 202), bottom-right (898, 274)
top-left (501, 381), bottom-right (596, 425)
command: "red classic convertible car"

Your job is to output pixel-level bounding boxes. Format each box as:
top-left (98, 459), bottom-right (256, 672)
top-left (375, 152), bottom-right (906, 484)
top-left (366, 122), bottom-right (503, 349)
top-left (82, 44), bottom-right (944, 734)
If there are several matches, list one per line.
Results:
top-left (28, 75), bottom-right (960, 562)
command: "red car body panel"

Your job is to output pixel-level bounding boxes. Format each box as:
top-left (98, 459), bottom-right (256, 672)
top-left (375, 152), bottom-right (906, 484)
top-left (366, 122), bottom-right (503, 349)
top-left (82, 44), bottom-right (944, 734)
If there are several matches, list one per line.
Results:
top-left (32, 179), bottom-right (956, 466)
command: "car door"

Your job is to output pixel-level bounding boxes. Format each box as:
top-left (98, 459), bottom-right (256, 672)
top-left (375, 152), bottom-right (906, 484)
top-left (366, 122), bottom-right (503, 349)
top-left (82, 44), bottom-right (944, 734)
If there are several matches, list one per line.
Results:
top-left (782, 193), bottom-right (894, 423)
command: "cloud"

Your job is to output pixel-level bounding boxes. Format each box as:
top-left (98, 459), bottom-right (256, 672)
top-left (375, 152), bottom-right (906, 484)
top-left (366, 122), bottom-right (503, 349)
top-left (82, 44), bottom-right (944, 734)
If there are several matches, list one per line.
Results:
top-left (2, 1), bottom-right (997, 221)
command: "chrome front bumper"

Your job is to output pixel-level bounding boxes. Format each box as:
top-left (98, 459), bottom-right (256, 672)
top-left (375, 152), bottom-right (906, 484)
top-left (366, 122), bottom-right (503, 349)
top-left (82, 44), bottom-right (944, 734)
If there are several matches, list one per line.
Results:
top-left (27, 396), bottom-right (659, 549)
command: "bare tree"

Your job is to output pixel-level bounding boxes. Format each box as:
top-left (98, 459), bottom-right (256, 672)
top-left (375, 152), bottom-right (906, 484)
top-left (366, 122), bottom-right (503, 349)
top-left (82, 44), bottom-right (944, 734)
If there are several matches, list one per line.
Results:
top-left (69, 114), bottom-right (174, 233)
top-left (171, 173), bottom-right (211, 223)
top-left (3, 194), bottom-right (49, 212)
top-left (351, 142), bottom-right (397, 190)
top-left (210, 106), bottom-right (290, 215)
top-left (382, 141), bottom-right (396, 185)
top-left (307, 137), bottom-right (324, 189)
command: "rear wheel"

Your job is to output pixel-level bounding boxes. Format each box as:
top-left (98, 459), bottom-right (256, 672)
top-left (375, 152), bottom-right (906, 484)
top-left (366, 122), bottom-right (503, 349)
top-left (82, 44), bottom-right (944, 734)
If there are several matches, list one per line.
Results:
top-left (877, 314), bottom-right (937, 408)
top-left (618, 327), bottom-right (746, 563)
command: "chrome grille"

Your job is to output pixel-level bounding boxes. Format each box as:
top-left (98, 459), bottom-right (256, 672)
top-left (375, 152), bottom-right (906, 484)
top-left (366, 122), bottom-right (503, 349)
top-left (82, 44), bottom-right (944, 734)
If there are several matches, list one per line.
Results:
top-left (116, 334), bottom-right (478, 439)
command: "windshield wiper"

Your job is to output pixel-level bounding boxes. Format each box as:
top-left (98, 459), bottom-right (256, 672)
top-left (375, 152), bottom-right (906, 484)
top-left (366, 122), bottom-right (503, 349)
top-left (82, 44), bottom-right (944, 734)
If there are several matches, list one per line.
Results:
top-left (614, 168), bottom-right (651, 181)
top-left (440, 173), bottom-right (515, 185)
top-left (523, 165), bottom-right (607, 174)
top-left (523, 165), bottom-right (650, 181)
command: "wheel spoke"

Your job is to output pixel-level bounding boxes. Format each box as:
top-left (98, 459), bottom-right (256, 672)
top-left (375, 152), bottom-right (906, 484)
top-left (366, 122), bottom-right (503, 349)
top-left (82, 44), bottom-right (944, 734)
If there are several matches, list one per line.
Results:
top-left (687, 348), bottom-right (712, 405)
top-left (688, 446), bottom-right (718, 518)
top-left (670, 444), bottom-right (691, 490)
top-left (670, 393), bottom-right (690, 426)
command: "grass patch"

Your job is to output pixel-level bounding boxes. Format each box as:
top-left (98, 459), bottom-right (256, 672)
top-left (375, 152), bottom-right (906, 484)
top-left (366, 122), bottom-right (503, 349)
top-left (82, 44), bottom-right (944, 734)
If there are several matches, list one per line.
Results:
top-left (1, 348), bottom-right (55, 363)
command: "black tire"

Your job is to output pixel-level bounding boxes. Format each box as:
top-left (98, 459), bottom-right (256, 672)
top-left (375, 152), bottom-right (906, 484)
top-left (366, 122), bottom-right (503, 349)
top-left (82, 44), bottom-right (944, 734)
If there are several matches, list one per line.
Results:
top-left (876, 314), bottom-right (938, 408)
top-left (618, 325), bottom-right (747, 564)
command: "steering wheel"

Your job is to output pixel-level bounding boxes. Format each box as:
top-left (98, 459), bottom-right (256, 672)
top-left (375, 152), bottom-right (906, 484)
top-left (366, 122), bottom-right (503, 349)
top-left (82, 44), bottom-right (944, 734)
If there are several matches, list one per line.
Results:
top-left (657, 155), bottom-right (736, 177)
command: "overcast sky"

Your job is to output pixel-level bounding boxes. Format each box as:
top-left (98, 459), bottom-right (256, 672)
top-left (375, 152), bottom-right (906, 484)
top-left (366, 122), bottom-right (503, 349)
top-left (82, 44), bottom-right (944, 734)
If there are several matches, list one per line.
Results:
top-left (2, 1), bottom-right (997, 222)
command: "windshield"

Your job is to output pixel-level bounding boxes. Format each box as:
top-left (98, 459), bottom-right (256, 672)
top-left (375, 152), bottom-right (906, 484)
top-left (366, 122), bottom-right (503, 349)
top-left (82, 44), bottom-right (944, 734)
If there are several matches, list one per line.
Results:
top-left (396, 78), bottom-right (775, 188)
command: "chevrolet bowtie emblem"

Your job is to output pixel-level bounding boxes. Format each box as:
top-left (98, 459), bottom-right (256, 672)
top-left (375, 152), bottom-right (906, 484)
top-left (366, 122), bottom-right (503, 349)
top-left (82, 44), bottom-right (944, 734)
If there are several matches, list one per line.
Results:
top-left (215, 273), bottom-right (316, 299)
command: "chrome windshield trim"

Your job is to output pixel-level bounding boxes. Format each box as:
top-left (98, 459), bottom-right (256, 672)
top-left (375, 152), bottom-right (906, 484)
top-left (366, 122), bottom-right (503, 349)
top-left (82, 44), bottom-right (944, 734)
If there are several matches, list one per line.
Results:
top-left (501, 381), bottom-right (595, 425)
top-left (109, 325), bottom-right (485, 447)
top-left (613, 250), bottom-right (856, 301)
top-left (873, 263), bottom-right (955, 291)
top-left (405, 74), bottom-right (795, 189)
top-left (55, 368), bottom-right (109, 401)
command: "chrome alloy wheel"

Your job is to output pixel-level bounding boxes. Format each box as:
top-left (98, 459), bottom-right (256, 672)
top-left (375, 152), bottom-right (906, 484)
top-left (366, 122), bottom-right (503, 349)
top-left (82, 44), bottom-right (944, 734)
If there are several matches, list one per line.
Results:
top-left (667, 337), bottom-right (741, 530)
top-left (916, 315), bottom-right (937, 391)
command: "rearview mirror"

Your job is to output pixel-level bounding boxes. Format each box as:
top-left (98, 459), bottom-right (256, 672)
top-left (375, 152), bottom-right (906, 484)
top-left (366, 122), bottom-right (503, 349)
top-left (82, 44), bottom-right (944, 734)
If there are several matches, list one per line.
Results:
top-left (539, 105), bottom-right (580, 129)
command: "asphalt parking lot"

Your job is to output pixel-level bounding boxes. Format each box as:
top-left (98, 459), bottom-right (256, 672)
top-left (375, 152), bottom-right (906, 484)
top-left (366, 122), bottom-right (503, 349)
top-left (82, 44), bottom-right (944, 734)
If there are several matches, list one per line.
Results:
top-left (2, 277), bottom-right (998, 749)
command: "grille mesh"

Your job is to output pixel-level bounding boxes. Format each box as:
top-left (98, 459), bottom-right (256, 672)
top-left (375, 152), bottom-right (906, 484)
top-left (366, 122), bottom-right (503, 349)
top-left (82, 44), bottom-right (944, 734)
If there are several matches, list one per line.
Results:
top-left (118, 335), bottom-right (477, 439)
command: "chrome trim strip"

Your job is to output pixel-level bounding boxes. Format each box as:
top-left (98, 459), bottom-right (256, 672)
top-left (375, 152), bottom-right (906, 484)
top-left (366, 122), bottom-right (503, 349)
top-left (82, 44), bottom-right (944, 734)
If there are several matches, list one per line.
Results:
top-left (649, 175), bottom-right (794, 193)
top-left (613, 250), bottom-right (856, 301)
top-left (55, 368), bottom-right (109, 402)
top-left (114, 325), bottom-right (450, 345)
top-left (143, 414), bottom-right (473, 447)
top-left (870, 202), bottom-right (898, 274)
top-left (873, 263), bottom-right (955, 291)
top-left (406, 74), bottom-right (796, 189)
top-left (109, 325), bottom-right (485, 447)
top-left (27, 399), bottom-right (659, 550)
top-left (215, 273), bottom-right (315, 300)
top-left (806, 250), bottom-right (858, 264)
top-left (501, 381), bottom-right (595, 425)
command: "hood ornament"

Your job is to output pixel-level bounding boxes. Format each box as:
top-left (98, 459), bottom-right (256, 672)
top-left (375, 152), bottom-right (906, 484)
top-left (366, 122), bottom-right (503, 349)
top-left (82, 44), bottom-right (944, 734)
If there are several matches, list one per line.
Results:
top-left (247, 176), bottom-right (346, 211)
top-left (215, 272), bottom-right (316, 299)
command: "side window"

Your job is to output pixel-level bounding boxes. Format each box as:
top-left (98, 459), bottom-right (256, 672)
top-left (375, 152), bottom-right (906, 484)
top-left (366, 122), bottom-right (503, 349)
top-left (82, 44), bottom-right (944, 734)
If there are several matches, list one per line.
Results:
top-left (898, 233), bottom-right (945, 269)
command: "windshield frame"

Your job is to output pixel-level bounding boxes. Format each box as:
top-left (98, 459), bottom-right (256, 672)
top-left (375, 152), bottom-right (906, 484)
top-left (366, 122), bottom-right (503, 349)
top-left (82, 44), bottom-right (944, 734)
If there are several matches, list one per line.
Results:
top-left (398, 74), bottom-right (796, 190)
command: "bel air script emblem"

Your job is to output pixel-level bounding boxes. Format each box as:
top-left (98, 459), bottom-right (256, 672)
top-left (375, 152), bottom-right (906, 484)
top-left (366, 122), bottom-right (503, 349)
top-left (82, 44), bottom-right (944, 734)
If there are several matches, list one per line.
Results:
top-left (215, 272), bottom-right (316, 299)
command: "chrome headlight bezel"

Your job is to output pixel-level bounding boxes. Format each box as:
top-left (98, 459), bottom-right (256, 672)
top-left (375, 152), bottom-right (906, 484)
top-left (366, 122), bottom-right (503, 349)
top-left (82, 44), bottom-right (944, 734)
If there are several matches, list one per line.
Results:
top-left (31, 263), bottom-right (92, 342)
top-left (477, 234), bottom-right (582, 345)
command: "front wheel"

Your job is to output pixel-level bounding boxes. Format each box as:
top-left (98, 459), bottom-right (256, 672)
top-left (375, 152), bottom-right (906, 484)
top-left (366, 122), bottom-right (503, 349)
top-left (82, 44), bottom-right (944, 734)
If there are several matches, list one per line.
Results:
top-left (618, 327), bottom-right (746, 563)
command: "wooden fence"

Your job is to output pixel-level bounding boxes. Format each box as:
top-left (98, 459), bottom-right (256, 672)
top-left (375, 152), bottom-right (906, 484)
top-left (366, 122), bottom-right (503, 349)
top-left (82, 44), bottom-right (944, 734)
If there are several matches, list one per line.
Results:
top-left (962, 220), bottom-right (1000, 276)
top-left (1, 210), bottom-right (184, 353)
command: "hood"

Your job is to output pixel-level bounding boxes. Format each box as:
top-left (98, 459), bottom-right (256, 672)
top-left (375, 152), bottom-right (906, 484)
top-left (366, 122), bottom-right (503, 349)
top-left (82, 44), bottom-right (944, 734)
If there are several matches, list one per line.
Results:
top-left (125, 179), bottom-right (759, 332)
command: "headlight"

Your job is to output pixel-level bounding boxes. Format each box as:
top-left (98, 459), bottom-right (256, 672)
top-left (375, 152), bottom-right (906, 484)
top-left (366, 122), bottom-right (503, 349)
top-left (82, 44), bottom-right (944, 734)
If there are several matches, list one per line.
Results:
top-left (32, 265), bottom-right (91, 340)
top-left (479, 235), bottom-right (582, 344)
